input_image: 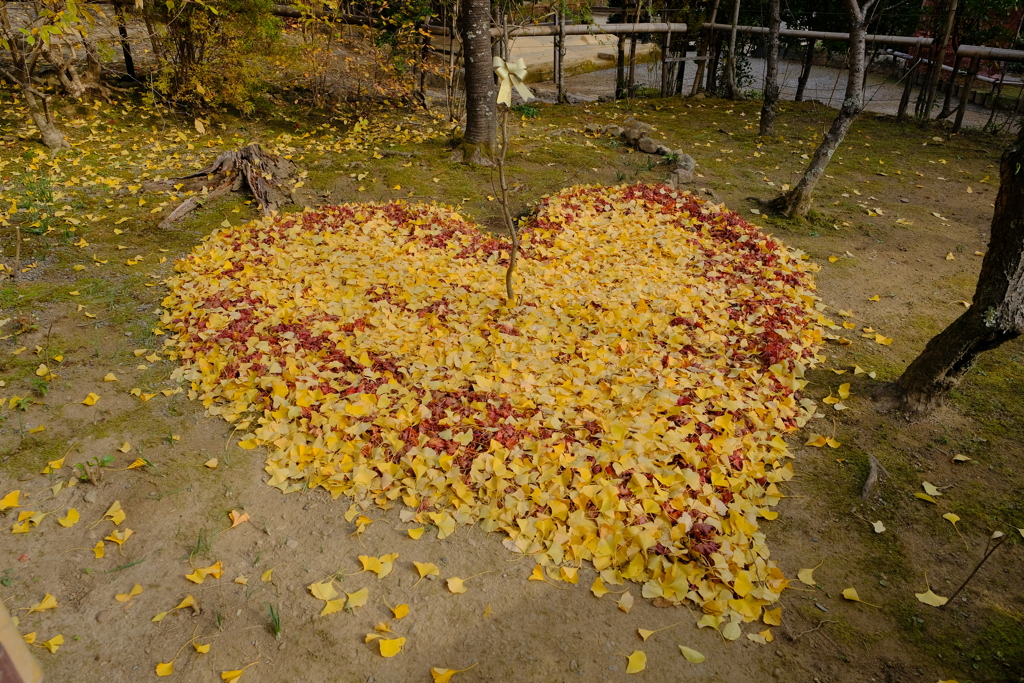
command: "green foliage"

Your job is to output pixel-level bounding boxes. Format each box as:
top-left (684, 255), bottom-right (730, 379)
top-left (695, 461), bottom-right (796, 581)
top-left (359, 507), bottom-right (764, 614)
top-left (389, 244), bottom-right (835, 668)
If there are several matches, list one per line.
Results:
top-left (264, 601), bottom-right (282, 639)
top-left (146, 0), bottom-right (283, 114)
top-left (511, 103), bottom-right (540, 118)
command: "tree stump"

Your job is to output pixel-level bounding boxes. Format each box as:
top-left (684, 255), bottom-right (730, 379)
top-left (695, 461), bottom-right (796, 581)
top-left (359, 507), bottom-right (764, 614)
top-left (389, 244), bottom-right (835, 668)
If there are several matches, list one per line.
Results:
top-left (144, 144), bottom-right (299, 229)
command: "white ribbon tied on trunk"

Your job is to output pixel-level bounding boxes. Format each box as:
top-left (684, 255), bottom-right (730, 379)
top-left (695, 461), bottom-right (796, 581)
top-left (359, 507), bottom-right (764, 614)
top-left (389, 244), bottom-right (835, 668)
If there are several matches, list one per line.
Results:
top-left (493, 56), bottom-right (535, 107)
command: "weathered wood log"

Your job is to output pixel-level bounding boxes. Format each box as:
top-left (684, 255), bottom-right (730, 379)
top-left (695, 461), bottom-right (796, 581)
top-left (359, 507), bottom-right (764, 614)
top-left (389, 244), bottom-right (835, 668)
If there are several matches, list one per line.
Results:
top-left (144, 144), bottom-right (299, 228)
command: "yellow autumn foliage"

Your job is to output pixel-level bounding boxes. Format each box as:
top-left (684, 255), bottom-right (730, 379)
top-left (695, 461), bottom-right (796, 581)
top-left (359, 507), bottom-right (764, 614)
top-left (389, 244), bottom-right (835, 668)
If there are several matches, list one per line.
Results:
top-left (163, 183), bottom-right (823, 621)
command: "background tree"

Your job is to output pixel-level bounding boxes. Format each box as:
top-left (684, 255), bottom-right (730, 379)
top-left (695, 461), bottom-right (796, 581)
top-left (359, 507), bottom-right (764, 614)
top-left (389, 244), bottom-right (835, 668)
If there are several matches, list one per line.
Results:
top-left (759, 0), bottom-right (780, 135)
top-left (766, 0), bottom-right (882, 218)
top-left (0, 0), bottom-right (80, 150)
top-left (875, 128), bottom-right (1024, 414)
top-left (457, 0), bottom-right (496, 163)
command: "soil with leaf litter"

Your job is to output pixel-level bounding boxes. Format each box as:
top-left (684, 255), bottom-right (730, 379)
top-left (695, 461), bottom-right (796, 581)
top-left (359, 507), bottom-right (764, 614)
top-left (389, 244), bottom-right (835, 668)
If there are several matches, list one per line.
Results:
top-left (161, 182), bottom-right (823, 639)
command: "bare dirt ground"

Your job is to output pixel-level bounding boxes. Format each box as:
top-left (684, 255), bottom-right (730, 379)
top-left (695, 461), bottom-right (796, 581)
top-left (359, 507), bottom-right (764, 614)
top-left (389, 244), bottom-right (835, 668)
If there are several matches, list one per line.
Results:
top-left (1, 85), bottom-right (1023, 683)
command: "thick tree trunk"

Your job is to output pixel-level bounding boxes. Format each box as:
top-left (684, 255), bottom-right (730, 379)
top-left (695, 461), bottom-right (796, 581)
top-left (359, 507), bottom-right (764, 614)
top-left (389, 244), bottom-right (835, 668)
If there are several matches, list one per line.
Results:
top-left (768, 2), bottom-right (867, 218)
top-left (759, 0), bottom-right (781, 135)
top-left (795, 40), bottom-right (815, 101)
top-left (724, 0), bottom-right (741, 99)
top-left (44, 44), bottom-right (87, 99)
top-left (457, 0), bottom-right (496, 164)
top-left (876, 132), bottom-right (1024, 413)
top-left (22, 86), bottom-right (69, 151)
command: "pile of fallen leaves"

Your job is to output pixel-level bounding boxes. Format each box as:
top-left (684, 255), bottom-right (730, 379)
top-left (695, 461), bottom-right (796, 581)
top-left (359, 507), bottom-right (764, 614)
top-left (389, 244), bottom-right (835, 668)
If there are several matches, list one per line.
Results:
top-left (162, 183), bottom-right (825, 635)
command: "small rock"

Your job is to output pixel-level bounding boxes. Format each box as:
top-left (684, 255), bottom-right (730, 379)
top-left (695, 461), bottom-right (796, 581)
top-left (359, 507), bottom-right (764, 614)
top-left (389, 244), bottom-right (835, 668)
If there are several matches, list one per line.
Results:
top-left (774, 668), bottom-right (784, 678)
top-left (279, 641), bottom-right (286, 651)
top-left (638, 137), bottom-right (660, 154)
top-left (624, 123), bottom-right (653, 145)
top-left (812, 537), bottom-right (819, 542)
top-left (676, 153), bottom-right (696, 172)
top-left (426, 574), bottom-right (437, 580)
top-left (899, 198), bottom-right (910, 203)
top-left (18, 473), bottom-right (34, 482)
top-left (584, 123), bottom-right (602, 133)
top-left (570, 660), bottom-right (579, 671)
top-left (96, 610), bottom-right (114, 624)
top-left (655, 144), bottom-right (673, 155)
top-left (285, 537), bottom-right (299, 550)
top-left (84, 489), bottom-right (98, 504)
top-left (667, 169), bottom-right (694, 188)
top-left (348, 161), bottom-right (366, 169)
top-left (814, 602), bottom-right (828, 612)
top-left (602, 124), bottom-right (624, 137)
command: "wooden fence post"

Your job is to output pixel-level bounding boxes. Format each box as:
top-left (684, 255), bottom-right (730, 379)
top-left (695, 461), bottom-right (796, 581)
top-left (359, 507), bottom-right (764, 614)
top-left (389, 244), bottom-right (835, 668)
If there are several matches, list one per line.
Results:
top-left (953, 54), bottom-right (981, 133)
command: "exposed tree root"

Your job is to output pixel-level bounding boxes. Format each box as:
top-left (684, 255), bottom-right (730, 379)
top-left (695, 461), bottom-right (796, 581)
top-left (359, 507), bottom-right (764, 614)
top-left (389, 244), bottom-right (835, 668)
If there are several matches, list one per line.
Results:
top-left (144, 144), bottom-right (299, 229)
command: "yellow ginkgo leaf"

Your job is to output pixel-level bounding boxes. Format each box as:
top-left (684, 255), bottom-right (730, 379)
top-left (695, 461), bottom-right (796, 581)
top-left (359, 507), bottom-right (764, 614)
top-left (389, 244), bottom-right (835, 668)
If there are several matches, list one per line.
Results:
top-left (260, 568), bottom-right (274, 582)
top-left (414, 562), bottom-right (439, 579)
top-left (115, 584), bottom-right (144, 602)
top-left (309, 580), bottom-right (338, 602)
top-left (321, 599), bottom-right (345, 616)
top-left (618, 591), bottom-right (634, 613)
top-left (591, 577), bottom-right (609, 598)
top-left (872, 520), bottom-right (886, 533)
top-left (922, 481), bottom-right (943, 497)
top-left (40, 635), bottom-right (63, 654)
top-left (942, 513), bottom-right (960, 525)
top-left (915, 493), bottom-right (938, 504)
top-left (82, 392), bottom-right (100, 406)
top-left (392, 603), bottom-right (410, 619)
top-left (842, 587), bottom-right (880, 607)
top-left (0, 490), bottom-right (20, 510)
top-left (194, 642), bottom-right (211, 654)
top-left (28, 594), bottom-right (57, 613)
top-left (346, 587), bottom-right (369, 609)
top-left (407, 527), bottom-right (425, 539)
top-left (625, 650), bottom-right (647, 674)
top-left (446, 577), bottom-right (467, 594)
top-left (104, 373), bottom-right (118, 382)
top-left (175, 595), bottom-right (196, 610)
top-left (528, 565), bottom-right (546, 582)
top-left (152, 612), bottom-right (168, 623)
top-left (679, 645), bottom-right (705, 663)
top-left (430, 663), bottom-right (478, 683)
top-left (915, 589), bottom-right (948, 607)
top-left (378, 637), bottom-right (406, 658)
top-left (93, 540), bottom-right (105, 558)
top-left (638, 629), bottom-right (656, 642)
top-left (797, 567), bottom-right (817, 586)
top-left (102, 501), bottom-right (126, 526)
top-left (58, 508), bottom-right (79, 528)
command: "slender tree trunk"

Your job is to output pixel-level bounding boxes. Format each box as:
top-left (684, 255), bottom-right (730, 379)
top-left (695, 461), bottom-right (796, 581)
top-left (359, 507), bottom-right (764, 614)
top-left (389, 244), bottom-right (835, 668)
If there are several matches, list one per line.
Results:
top-left (458, 0), bottom-right (496, 164)
top-left (768, 0), bottom-right (869, 218)
top-left (922, 0), bottom-right (958, 123)
top-left (937, 53), bottom-right (963, 119)
top-left (724, 0), bottom-right (741, 99)
top-left (759, 0), bottom-right (781, 135)
top-left (875, 131), bottom-right (1024, 413)
top-left (795, 39), bottom-right (815, 101)
top-left (116, 5), bottom-right (136, 79)
top-left (691, 0), bottom-right (721, 96)
top-left (616, 34), bottom-right (627, 99)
